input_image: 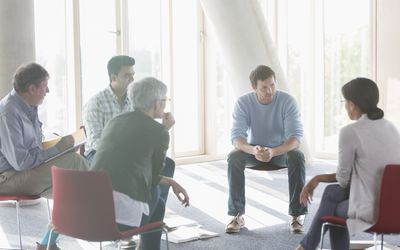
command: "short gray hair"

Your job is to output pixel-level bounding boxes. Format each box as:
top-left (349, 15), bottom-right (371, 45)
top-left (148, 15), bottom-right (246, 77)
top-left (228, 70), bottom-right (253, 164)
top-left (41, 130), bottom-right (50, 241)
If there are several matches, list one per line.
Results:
top-left (128, 77), bottom-right (167, 112)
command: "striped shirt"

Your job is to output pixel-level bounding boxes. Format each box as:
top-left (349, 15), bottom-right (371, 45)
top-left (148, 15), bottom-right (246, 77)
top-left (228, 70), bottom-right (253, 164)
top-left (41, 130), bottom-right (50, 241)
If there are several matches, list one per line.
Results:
top-left (82, 85), bottom-right (132, 155)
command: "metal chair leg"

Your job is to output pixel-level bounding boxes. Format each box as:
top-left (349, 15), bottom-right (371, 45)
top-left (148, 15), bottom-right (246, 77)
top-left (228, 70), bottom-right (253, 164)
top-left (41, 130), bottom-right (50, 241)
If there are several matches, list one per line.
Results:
top-left (15, 201), bottom-right (22, 250)
top-left (320, 223), bottom-right (327, 250)
top-left (46, 199), bottom-right (51, 221)
top-left (162, 226), bottom-right (169, 250)
top-left (47, 228), bottom-right (54, 250)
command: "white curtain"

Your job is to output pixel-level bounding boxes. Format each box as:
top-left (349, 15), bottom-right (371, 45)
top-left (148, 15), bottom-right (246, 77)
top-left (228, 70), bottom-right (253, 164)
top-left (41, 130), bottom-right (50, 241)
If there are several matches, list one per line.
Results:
top-left (200, 0), bottom-right (311, 162)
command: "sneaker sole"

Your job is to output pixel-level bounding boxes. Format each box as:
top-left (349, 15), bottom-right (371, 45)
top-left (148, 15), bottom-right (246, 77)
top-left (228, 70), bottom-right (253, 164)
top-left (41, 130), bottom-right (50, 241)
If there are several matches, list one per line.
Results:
top-left (225, 228), bottom-right (240, 233)
top-left (290, 228), bottom-right (304, 234)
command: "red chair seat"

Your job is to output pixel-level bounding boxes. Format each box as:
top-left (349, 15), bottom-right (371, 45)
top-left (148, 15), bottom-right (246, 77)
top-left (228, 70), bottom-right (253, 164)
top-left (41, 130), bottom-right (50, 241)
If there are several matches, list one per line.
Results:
top-left (321, 215), bottom-right (347, 226)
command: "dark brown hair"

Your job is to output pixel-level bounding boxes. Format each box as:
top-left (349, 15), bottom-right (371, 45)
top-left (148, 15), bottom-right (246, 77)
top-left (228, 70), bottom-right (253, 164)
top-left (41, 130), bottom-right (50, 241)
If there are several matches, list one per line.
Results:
top-left (249, 65), bottom-right (275, 88)
top-left (341, 77), bottom-right (384, 120)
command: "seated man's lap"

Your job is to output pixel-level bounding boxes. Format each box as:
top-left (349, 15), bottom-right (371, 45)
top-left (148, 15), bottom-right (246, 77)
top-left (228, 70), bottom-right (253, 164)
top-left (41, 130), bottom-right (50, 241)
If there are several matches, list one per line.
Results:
top-left (228, 149), bottom-right (293, 169)
top-left (0, 152), bottom-right (88, 197)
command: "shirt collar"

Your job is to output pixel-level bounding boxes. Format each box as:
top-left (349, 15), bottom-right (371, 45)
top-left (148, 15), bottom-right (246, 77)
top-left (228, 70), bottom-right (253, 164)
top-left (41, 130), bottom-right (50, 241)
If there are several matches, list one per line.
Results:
top-left (358, 113), bottom-right (368, 121)
top-left (10, 89), bottom-right (38, 118)
top-left (106, 84), bottom-right (130, 106)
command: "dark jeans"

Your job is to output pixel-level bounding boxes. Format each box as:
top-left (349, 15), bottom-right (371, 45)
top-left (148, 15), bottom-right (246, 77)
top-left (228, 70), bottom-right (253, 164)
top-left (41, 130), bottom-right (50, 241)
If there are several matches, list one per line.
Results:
top-left (227, 149), bottom-right (307, 216)
top-left (87, 151), bottom-right (175, 203)
top-left (300, 184), bottom-right (349, 250)
top-left (118, 186), bottom-right (165, 250)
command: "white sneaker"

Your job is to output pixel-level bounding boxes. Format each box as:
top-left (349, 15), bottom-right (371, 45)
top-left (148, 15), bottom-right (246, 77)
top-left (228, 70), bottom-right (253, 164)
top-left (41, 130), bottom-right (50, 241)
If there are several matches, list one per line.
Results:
top-left (290, 215), bottom-right (305, 234)
top-left (225, 213), bottom-right (245, 233)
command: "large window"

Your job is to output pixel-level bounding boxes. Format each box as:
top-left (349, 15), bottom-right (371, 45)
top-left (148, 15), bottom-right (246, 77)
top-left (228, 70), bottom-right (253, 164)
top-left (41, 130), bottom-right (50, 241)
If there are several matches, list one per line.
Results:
top-left (128, 0), bottom-right (163, 80)
top-left (79, 0), bottom-right (118, 104)
top-left (33, 0), bottom-right (376, 161)
top-left (171, 0), bottom-right (203, 156)
top-left (321, 0), bottom-right (372, 154)
top-left (255, 0), bottom-right (373, 157)
top-left (34, 0), bottom-right (204, 159)
top-left (34, 0), bottom-right (75, 137)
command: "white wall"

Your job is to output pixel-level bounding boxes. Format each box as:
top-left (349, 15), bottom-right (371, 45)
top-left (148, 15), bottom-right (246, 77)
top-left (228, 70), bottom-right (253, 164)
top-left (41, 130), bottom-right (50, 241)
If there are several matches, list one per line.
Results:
top-left (377, 0), bottom-right (400, 127)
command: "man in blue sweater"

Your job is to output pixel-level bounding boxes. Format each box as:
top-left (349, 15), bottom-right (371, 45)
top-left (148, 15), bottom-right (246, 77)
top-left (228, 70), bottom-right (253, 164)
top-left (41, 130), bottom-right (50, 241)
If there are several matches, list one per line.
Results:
top-left (226, 65), bottom-right (306, 234)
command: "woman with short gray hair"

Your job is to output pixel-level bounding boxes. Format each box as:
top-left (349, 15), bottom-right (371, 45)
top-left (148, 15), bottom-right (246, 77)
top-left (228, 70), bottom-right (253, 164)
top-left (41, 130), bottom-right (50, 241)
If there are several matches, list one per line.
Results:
top-left (128, 77), bottom-right (167, 112)
top-left (92, 77), bottom-right (189, 250)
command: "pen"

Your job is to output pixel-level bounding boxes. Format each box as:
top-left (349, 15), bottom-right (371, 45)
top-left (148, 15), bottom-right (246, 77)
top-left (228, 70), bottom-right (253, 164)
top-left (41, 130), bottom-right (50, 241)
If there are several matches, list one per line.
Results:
top-left (53, 132), bottom-right (62, 137)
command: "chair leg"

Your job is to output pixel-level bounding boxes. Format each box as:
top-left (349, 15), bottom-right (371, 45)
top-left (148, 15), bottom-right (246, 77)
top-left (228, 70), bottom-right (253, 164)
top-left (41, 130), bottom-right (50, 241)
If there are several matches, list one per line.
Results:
top-left (46, 199), bottom-right (51, 221)
top-left (162, 226), bottom-right (169, 250)
top-left (15, 201), bottom-right (22, 250)
top-left (47, 228), bottom-right (54, 250)
top-left (381, 234), bottom-right (384, 250)
top-left (320, 223), bottom-right (327, 250)
top-left (99, 241), bottom-right (102, 250)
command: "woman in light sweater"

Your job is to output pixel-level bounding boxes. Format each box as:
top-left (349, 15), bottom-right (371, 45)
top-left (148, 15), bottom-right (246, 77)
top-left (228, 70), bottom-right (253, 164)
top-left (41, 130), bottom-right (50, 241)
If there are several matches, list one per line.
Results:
top-left (296, 78), bottom-right (400, 250)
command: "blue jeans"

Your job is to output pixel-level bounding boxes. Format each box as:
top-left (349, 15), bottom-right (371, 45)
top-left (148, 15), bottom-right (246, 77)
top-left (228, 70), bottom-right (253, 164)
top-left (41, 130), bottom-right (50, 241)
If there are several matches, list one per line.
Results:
top-left (87, 151), bottom-right (175, 203)
top-left (300, 184), bottom-right (349, 250)
top-left (118, 186), bottom-right (165, 250)
top-left (227, 149), bottom-right (307, 216)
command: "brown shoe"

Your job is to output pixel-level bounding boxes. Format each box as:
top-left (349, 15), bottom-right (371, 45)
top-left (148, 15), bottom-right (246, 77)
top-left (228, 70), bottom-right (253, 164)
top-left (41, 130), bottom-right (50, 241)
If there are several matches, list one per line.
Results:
top-left (36, 242), bottom-right (60, 250)
top-left (225, 213), bottom-right (245, 233)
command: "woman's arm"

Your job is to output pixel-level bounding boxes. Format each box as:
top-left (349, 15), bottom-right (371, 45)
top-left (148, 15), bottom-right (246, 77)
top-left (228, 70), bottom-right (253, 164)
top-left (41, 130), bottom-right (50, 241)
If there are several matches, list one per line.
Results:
top-left (299, 173), bottom-right (337, 206)
top-left (159, 177), bottom-right (190, 207)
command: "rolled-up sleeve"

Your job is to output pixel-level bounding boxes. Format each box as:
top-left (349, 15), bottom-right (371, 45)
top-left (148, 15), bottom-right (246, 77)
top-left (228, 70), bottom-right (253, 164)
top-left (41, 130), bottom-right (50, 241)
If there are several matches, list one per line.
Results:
top-left (283, 96), bottom-right (303, 142)
top-left (152, 129), bottom-right (170, 185)
top-left (231, 99), bottom-right (249, 145)
top-left (337, 126), bottom-right (357, 188)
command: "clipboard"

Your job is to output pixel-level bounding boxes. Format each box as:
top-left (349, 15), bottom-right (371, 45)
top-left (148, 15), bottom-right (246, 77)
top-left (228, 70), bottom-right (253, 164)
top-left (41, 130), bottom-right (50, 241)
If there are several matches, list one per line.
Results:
top-left (42, 128), bottom-right (86, 163)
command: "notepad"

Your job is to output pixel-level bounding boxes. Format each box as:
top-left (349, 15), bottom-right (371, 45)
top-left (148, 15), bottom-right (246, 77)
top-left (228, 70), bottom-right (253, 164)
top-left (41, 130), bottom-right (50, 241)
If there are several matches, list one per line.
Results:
top-left (42, 128), bottom-right (86, 162)
top-left (164, 216), bottom-right (198, 231)
top-left (162, 226), bottom-right (219, 243)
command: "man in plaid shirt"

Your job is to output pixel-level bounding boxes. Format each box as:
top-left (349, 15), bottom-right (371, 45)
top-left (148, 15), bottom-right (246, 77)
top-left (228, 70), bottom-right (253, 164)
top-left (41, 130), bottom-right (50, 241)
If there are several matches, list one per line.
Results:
top-left (82, 55), bottom-right (175, 201)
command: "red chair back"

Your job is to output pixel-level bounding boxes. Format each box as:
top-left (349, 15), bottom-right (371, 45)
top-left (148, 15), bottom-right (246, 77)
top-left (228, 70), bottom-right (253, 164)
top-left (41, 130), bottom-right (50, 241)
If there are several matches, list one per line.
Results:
top-left (368, 164), bottom-right (400, 234)
top-left (51, 166), bottom-right (121, 241)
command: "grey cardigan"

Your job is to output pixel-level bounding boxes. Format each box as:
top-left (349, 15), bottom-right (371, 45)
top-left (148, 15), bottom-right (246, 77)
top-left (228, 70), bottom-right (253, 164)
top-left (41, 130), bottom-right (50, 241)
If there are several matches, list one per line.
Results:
top-left (336, 114), bottom-right (400, 235)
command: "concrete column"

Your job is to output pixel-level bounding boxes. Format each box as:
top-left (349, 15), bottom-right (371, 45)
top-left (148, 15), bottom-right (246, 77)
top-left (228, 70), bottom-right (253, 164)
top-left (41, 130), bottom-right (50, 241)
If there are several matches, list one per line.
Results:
top-left (0, 0), bottom-right (35, 99)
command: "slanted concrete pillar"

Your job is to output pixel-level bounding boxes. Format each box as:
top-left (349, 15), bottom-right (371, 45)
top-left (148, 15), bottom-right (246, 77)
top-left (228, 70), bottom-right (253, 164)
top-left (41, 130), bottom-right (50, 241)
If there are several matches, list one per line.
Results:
top-left (0, 0), bottom-right (35, 98)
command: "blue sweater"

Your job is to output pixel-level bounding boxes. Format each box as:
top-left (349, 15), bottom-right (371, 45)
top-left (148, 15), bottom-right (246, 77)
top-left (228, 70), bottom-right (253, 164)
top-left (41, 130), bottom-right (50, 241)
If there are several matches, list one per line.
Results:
top-left (231, 91), bottom-right (303, 148)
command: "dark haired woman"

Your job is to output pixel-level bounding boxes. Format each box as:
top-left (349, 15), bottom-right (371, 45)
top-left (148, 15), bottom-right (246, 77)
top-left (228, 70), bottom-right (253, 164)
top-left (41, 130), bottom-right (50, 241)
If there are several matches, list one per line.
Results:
top-left (296, 78), bottom-right (400, 250)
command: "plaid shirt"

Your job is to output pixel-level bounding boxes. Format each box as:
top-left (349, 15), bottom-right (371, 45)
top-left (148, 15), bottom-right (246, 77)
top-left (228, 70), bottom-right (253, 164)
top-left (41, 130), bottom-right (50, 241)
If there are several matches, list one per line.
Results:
top-left (82, 85), bottom-right (132, 155)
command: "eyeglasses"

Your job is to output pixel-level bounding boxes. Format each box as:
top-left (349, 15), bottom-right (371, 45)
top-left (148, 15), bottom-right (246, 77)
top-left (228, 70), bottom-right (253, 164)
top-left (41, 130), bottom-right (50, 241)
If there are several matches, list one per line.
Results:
top-left (159, 97), bottom-right (171, 102)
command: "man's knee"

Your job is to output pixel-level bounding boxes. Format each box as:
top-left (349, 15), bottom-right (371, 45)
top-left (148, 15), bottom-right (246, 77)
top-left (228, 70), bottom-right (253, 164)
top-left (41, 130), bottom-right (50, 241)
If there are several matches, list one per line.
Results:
top-left (287, 150), bottom-right (305, 162)
top-left (162, 157), bottom-right (175, 178)
top-left (228, 149), bottom-right (248, 164)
